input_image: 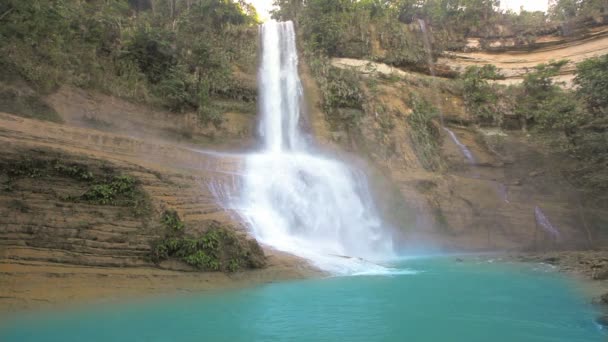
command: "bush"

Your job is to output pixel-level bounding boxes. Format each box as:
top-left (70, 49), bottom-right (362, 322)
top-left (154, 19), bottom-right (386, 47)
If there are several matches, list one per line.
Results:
top-left (508, 58), bottom-right (607, 195)
top-left (82, 175), bottom-right (140, 206)
top-left (161, 209), bottom-right (185, 232)
top-left (309, 55), bottom-right (365, 129)
top-left (377, 16), bottom-right (429, 68)
top-left (0, 0), bottom-right (258, 117)
top-left (461, 64), bottom-right (505, 125)
top-left (514, 60), bottom-right (580, 130)
top-left (151, 218), bottom-right (266, 272)
top-left (575, 55), bottom-right (608, 118)
top-left (124, 27), bottom-right (176, 84)
top-left (407, 94), bottom-right (442, 171)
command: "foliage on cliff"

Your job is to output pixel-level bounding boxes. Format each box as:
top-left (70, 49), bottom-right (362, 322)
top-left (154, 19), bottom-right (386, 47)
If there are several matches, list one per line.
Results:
top-left (407, 94), bottom-right (443, 171)
top-left (308, 55), bottom-right (366, 130)
top-left (2, 154), bottom-right (152, 216)
top-left (461, 56), bottom-right (608, 196)
top-left (575, 54), bottom-right (608, 118)
top-left (0, 0), bottom-right (258, 121)
top-left (569, 55), bottom-right (608, 193)
top-left (461, 64), bottom-right (506, 125)
top-left (273, 0), bottom-right (445, 66)
top-left (274, 0), bottom-right (607, 67)
top-left (151, 210), bottom-right (266, 272)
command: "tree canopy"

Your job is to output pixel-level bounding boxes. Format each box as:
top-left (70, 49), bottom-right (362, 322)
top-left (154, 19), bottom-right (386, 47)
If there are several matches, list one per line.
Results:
top-left (0, 0), bottom-right (259, 120)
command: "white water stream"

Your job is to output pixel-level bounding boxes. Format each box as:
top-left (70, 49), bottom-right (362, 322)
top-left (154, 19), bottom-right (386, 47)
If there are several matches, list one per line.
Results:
top-left (235, 21), bottom-right (396, 275)
top-left (443, 127), bottom-right (476, 165)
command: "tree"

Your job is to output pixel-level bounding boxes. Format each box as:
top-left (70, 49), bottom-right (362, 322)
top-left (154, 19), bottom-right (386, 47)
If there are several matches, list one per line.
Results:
top-left (516, 60), bottom-right (585, 134)
top-left (574, 54), bottom-right (608, 118)
top-left (549, 0), bottom-right (580, 21)
top-left (461, 64), bottom-right (504, 125)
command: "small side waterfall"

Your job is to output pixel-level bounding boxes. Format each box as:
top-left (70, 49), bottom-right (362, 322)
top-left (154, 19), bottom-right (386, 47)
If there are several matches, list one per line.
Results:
top-left (535, 206), bottom-right (560, 240)
top-left (443, 127), bottom-right (476, 165)
top-left (418, 18), bottom-right (444, 127)
top-left (417, 19), bottom-right (435, 77)
top-left (418, 18), bottom-right (477, 166)
top-left (237, 21), bottom-right (395, 275)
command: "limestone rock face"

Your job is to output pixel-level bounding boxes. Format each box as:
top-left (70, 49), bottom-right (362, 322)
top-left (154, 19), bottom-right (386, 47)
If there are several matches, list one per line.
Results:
top-left (0, 111), bottom-right (317, 312)
top-left (0, 112), bottom-right (252, 269)
top-left (308, 58), bottom-right (608, 252)
top-left (437, 26), bottom-right (608, 88)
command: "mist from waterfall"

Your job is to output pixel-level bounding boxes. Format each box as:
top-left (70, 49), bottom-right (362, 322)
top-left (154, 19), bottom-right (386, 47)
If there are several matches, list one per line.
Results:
top-left (236, 21), bottom-right (396, 275)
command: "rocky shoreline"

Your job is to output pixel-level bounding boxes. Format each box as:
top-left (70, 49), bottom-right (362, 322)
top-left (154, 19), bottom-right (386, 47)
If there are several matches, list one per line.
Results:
top-left (507, 249), bottom-right (608, 325)
top-left (0, 248), bottom-right (321, 314)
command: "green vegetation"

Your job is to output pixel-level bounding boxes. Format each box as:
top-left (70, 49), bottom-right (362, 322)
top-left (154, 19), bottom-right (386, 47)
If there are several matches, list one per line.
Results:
top-left (273, 0), bottom-right (607, 198)
top-left (275, 0), bottom-right (607, 68)
top-left (461, 64), bottom-right (505, 125)
top-left (514, 60), bottom-right (582, 132)
top-left (161, 209), bottom-right (185, 232)
top-left (82, 175), bottom-right (138, 204)
top-left (0, 0), bottom-right (259, 121)
top-left (308, 56), bottom-right (365, 129)
top-left (567, 55), bottom-right (608, 193)
top-left (151, 211), bottom-right (265, 272)
top-left (6, 159), bottom-right (96, 181)
top-left (549, 0), bottom-right (608, 23)
top-left (407, 94), bottom-right (442, 171)
top-left (80, 174), bottom-right (151, 216)
top-left (2, 156), bottom-right (151, 212)
top-left (575, 55), bottom-right (608, 118)
top-left (459, 56), bottom-right (608, 196)
top-left (459, 60), bottom-right (581, 131)
top-left (274, 0), bottom-right (443, 66)
top-left (52, 162), bottom-right (95, 182)
top-left (0, 87), bottom-right (62, 123)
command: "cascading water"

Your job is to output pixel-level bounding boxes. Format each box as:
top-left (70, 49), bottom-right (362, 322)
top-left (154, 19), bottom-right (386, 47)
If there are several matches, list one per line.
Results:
top-left (443, 127), bottom-right (476, 165)
top-left (236, 21), bottom-right (396, 275)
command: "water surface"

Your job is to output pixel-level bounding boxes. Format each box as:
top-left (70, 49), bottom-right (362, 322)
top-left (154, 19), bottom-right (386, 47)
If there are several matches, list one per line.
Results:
top-left (1, 258), bottom-right (603, 341)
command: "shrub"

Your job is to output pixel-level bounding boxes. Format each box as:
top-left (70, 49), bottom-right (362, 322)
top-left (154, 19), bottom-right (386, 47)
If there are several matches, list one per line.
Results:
top-left (81, 175), bottom-right (140, 206)
top-left (515, 60), bottom-right (579, 130)
top-left (151, 220), bottom-right (265, 272)
top-left (461, 64), bottom-right (505, 125)
top-left (161, 209), bottom-right (185, 232)
top-left (0, 0), bottom-right (258, 117)
top-left (407, 94), bottom-right (442, 171)
top-left (309, 55), bottom-right (365, 129)
top-left (575, 55), bottom-right (608, 118)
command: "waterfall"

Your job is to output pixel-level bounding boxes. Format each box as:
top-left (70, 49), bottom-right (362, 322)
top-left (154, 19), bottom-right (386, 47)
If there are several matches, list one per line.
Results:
top-left (236, 21), bottom-right (395, 275)
top-left (417, 18), bottom-right (445, 127)
top-left (535, 206), bottom-right (560, 240)
top-left (417, 19), bottom-right (435, 77)
top-left (443, 127), bottom-right (476, 165)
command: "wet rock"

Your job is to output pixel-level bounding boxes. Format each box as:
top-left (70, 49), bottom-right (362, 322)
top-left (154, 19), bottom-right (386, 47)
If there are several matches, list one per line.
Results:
top-left (596, 315), bottom-right (608, 327)
top-left (543, 256), bottom-right (560, 264)
top-left (592, 266), bottom-right (608, 280)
